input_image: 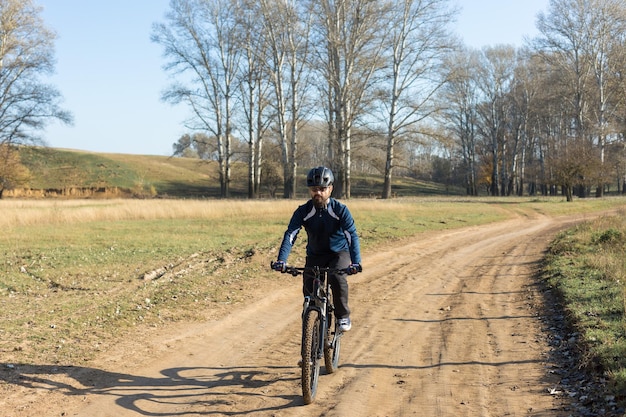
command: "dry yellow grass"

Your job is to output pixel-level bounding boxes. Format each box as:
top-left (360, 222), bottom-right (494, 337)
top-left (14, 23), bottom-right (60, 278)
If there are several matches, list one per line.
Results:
top-left (3, 195), bottom-right (624, 228)
top-left (0, 199), bottom-right (294, 227)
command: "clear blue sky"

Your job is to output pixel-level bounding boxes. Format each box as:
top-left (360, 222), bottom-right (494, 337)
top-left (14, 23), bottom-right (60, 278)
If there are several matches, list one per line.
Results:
top-left (37, 0), bottom-right (549, 156)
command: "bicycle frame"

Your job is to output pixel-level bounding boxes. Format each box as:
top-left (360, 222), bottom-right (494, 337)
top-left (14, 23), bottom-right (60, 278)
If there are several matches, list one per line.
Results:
top-left (302, 266), bottom-right (333, 361)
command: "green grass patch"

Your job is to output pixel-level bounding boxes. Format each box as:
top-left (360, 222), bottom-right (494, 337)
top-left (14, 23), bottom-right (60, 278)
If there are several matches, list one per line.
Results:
top-left (19, 147), bottom-right (144, 189)
top-left (18, 147), bottom-right (225, 197)
top-left (543, 213), bottom-right (626, 401)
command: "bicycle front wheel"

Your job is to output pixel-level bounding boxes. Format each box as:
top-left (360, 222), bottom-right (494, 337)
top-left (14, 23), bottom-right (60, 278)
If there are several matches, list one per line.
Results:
top-left (301, 309), bottom-right (321, 404)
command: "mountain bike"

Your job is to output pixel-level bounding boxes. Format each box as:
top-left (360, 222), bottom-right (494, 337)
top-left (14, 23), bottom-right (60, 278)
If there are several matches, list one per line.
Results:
top-left (271, 263), bottom-right (345, 404)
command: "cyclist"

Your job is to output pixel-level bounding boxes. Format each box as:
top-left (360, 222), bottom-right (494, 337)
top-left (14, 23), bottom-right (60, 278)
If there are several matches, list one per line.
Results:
top-left (272, 166), bottom-right (362, 331)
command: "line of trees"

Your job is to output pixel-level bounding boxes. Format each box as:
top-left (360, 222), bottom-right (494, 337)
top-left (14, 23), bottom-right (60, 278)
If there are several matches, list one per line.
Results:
top-left (441, 0), bottom-right (626, 200)
top-left (153, 0), bottom-right (626, 201)
top-left (152, 0), bottom-right (458, 198)
top-left (2, 0), bottom-right (625, 201)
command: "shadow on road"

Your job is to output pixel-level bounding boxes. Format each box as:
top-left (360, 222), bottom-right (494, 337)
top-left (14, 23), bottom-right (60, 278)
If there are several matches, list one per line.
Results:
top-left (0, 363), bottom-right (302, 415)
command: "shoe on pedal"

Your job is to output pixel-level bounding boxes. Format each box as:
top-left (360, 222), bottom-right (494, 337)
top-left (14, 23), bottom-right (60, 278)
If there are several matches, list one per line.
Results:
top-left (338, 318), bottom-right (352, 332)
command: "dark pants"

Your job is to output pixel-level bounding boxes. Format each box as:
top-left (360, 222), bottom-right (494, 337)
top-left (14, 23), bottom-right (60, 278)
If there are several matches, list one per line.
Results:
top-left (303, 252), bottom-right (351, 319)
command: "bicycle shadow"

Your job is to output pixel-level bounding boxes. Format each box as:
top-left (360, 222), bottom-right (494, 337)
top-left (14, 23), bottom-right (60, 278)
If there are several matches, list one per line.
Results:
top-left (0, 362), bottom-right (302, 415)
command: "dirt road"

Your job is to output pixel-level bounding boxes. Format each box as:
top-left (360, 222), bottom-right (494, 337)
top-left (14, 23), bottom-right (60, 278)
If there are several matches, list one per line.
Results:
top-left (4, 211), bottom-right (593, 416)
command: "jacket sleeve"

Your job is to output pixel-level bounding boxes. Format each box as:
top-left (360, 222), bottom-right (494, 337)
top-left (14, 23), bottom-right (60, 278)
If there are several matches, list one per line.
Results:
top-left (277, 206), bottom-right (304, 262)
top-left (341, 206), bottom-right (362, 264)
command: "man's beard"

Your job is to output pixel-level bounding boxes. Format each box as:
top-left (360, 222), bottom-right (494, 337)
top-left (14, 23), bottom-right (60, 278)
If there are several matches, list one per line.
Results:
top-left (312, 195), bottom-right (327, 209)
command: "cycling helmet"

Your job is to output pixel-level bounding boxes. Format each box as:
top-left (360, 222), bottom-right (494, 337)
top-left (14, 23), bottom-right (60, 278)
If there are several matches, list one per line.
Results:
top-left (306, 166), bottom-right (334, 187)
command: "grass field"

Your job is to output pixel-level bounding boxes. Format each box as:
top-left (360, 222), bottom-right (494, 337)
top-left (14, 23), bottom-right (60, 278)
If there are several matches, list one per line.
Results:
top-left (2, 196), bottom-right (626, 368)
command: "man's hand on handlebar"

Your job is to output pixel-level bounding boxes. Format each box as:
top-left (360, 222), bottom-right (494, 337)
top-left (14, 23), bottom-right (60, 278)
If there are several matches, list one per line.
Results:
top-left (271, 260), bottom-right (287, 273)
top-left (347, 263), bottom-right (362, 275)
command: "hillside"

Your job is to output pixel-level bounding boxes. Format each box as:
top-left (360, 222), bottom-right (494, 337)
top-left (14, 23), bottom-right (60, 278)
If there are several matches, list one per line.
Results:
top-left (10, 146), bottom-right (463, 198)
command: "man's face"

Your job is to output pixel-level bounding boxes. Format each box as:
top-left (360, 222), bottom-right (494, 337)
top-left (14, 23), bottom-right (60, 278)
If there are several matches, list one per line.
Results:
top-left (309, 185), bottom-right (332, 208)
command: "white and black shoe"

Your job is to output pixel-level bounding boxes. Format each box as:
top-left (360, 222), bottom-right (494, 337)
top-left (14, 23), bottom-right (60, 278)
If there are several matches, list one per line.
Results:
top-left (338, 318), bottom-right (352, 332)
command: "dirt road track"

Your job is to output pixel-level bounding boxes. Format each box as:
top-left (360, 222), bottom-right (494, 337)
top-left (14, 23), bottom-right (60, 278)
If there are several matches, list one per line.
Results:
top-left (5, 211), bottom-right (597, 416)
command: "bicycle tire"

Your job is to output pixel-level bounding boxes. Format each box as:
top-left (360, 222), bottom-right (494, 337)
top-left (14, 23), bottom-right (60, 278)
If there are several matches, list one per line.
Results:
top-left (301, 309), bottom-right (321, 404)
top-left (324, 319), bottom-right (341, 374)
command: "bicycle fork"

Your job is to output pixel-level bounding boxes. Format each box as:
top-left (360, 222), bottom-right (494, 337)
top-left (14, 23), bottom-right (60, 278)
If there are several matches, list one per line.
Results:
top-left (302, 297), bottom-right (328, 361)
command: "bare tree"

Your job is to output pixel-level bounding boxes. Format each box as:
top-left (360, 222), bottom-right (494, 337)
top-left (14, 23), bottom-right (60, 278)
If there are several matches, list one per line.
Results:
top-left (474, 45), bottom-right (517, 196)
top-left (535, 0), bottom-right (592, 141)
top-left (507, 51), bottom-right (548, 196)
top-left (237, 0), bottom-right (273, 198)
top-left (377, 0), bottom-right (457, 199)
top-left (0, 0), bottom-right (72, 198)
top-left (531, 57), bottom-right (574, 196)
top-left (439, 48), bottom-right (481, 195)
top-left (152, 0), bottom-right (242, 198)
top-left (310, 0), bottom-right (388, 198)
top-left (580, 0), bottom-right (626, 196)
top-left (257, 0), bottom-right (313, 198)
top-left (0, 0), bottom-right (72, 147)
top-left (533, 1), bottom-right (593, 198)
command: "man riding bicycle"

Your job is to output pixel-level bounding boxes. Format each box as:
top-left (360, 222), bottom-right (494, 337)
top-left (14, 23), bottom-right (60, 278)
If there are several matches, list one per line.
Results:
top-left (272, 166), bottom-right (362, 332)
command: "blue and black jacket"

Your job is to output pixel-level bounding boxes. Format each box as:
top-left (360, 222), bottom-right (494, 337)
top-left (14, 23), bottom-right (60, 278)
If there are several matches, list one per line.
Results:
top-left (277, 198), bottom-right (361, 264)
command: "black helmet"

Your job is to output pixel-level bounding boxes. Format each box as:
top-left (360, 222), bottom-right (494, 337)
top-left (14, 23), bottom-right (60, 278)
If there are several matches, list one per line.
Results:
top-left (306, 166), bottom-right (334, 187)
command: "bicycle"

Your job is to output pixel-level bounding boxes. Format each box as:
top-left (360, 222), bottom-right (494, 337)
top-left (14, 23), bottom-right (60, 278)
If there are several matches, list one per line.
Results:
top-left (271, 262), bottom-right (346, 404)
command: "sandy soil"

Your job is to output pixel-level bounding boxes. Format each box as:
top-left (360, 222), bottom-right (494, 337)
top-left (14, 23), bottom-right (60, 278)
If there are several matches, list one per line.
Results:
top-left (2, 211), bottom-right (596, 417)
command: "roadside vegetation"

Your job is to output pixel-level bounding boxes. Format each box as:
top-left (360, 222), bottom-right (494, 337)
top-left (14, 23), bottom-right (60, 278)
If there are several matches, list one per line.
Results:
top-left (543, 212), bottom-right (626, 402)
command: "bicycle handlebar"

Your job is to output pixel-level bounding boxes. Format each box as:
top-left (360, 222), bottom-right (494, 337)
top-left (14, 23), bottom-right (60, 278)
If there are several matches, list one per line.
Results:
top-left (270, 261), bottom-right (350, 276)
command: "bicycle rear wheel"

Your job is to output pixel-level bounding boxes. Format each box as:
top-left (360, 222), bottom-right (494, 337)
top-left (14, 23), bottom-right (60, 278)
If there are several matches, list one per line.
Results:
top-left (301, 309), bottom-right (321, 404)
top-left (324, 317), bottom-right (341, 374)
